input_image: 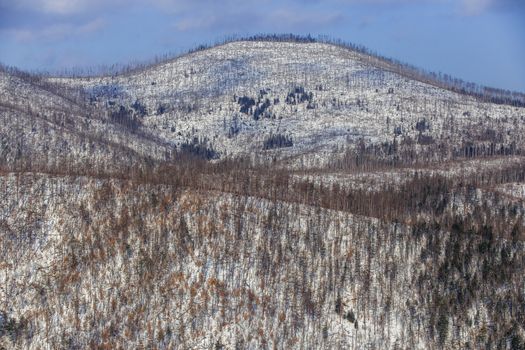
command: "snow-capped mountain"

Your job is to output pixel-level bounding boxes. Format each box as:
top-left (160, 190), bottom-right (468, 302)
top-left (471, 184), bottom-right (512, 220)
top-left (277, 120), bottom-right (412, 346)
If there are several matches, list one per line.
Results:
top-left (51, 40), bottom-right (525, 167)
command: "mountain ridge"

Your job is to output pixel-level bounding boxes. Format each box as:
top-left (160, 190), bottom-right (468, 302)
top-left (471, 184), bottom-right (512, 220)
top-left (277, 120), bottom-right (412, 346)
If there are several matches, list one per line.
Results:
top-left (3, 34), bottom-right (524, 104)
top-left (41, 39), bottom-right (525, 168)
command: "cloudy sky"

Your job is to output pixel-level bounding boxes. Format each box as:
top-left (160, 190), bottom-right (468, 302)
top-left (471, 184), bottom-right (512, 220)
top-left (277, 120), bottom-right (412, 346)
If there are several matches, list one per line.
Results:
top-left (0, 0), bottom-right (524, 91)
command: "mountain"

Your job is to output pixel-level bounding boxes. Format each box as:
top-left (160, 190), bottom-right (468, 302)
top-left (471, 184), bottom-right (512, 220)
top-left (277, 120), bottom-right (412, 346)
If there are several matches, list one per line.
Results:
top-left (52, 40), bottom-right (525, 166)
top-left (1, 36), bottom-right (525, 349)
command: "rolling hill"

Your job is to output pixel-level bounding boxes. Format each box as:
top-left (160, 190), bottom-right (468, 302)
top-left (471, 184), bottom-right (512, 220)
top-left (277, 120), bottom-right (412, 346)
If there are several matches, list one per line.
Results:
top-left (1, 36), bottom-right (525, 349)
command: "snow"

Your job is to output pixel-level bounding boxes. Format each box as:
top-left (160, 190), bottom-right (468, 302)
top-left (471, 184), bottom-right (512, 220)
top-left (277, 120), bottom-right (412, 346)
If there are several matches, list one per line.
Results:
top-left (48, 41), bottom-right (525, 167)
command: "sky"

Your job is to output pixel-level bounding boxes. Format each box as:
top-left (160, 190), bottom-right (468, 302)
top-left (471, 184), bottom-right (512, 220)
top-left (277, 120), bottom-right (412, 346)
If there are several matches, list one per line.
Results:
top-left (0, 0), bottom-right (524, 92)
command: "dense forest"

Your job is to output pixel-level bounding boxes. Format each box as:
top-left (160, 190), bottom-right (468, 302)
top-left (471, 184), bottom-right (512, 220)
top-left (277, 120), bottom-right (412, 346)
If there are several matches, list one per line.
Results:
top-left (1, 38), bottom-right (525, 349)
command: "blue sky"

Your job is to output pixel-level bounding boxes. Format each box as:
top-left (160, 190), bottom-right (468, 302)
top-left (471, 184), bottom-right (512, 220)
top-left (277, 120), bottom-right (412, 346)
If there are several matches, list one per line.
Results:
top-left (0, 0), bottom-right (524, 91)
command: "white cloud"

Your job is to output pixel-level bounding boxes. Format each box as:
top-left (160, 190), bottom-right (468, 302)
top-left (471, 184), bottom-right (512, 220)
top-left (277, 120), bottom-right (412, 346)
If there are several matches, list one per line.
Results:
top-left (2, 0), bottom-right (246, 15)
top-left (174, 16), bottom-right (218, 31)
top-left (39, 0), bottom-right (88, 14)
top-left (2, 0), bottom-right (130, 15)
top-left (171, 6), bottom-right (343, 33)
top-left (269, 9), bottom-right (343, 27)
top-left (78, 18), bottom-right (105, 33)
top-left (1, 18), bottom-right (106, 42)
top-left (0, 0), bottom-right (511, 18)
top-left (461, 0), bottom-right (493, 15)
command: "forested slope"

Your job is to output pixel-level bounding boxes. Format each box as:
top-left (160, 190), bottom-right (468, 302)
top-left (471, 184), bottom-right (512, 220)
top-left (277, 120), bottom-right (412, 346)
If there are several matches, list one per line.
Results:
top-left (1, 37), bottom-right (525, 349)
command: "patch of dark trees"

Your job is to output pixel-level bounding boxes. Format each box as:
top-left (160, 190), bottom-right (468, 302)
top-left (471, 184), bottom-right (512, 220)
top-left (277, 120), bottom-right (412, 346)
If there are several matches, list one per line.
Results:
top-left (237, 96), bottom-right (256, 114)
top-left (156, 103), bottom-right (169, 115)
top-left (131, 100), bottom-right (147, 117)
top-left (333, 135), bottom-right (522, 171)
top-left (179, 137), bottom-right (218, 160)
top-left (236, 86), bottom-right (315, 121)
top-left (236, 89), bottom-right (277, 120)
top-left (415, 118), bottom-right (430, 132)
top-left (109, 105), bottom-right (142, 132)
top-left (285, 86), bottom-right (314, 107)
top-left (0, 311), bottom-right (26, 344)
top-left (414, 218), bottom-right (525, 347)
top-left (455, 141), bottom-right (519, 158)
top-left (417, 134), bottom-right (435, 145)
top-left (225, 115), bottom-right (241, 138)
top-left (89, 84), bottom-right (124, 101)
top-left (253, 99), bottom-right (272, 120)
top-left (263, 134), bottom-right (293, 150)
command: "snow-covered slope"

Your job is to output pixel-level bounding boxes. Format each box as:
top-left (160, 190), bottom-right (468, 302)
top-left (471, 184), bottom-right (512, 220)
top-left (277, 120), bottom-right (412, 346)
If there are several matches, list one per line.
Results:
top-left (2, 174), bottom-right (524, 349)
top-left (2, 39), bottom-right (525, 350)
top-left (53, 41), bottom-right (525, 166)
top-left (0, 68), bottom-right (174, 174)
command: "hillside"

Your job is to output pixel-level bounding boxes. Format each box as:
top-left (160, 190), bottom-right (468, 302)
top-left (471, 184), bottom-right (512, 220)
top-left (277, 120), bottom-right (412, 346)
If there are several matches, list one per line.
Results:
top-left (1, 37), bottom-right (525, 349)
top-left (53, 40), bottom-right (525, 167)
